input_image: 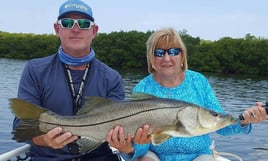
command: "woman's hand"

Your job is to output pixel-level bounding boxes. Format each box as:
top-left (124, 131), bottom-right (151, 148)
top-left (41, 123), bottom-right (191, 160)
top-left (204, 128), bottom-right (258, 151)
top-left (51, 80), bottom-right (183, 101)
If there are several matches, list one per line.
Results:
top-left (32, 127), bottom-right (78, 149)
top-left (240, 102), bottom-right (267, 126)
top-left (106, 125), bottom-right (151, 154)
top-left (106, 125), bottom-right (133, 154)
top-left (132, 125), bottom-right (151, 144)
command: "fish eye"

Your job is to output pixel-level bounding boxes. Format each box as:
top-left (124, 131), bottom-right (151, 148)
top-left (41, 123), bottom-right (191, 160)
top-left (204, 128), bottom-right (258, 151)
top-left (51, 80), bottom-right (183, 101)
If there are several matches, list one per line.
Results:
top-left (210, 111), bottom-right (219, 117)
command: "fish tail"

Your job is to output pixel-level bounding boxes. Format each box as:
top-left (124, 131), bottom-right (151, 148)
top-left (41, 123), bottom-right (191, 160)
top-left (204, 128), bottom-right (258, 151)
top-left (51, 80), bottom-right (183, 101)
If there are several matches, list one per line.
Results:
top-left (12, 120), bottom-right (44, 142)
top-left (9, 98), bottom-right (47, 142)
top-left (9, 98), bottom-right (47, 120)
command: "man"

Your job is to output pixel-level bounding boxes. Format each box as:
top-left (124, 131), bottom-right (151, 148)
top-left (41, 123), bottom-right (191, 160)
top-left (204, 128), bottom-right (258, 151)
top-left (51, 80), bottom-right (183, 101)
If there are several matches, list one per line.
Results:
top-left (13, 0), bottom-right (125, 160)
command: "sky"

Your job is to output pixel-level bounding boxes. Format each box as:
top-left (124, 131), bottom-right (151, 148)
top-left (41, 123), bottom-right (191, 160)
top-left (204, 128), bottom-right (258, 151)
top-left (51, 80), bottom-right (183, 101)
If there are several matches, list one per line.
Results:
top-left (1, 0), bottom-right (267, 40)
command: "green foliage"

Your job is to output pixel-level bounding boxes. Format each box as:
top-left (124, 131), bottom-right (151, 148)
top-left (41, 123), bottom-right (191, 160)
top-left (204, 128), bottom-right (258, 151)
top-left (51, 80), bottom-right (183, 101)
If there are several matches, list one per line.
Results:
top-left (0, 32), bottom-right (59, 59)
top-left (92, 30), bottom-right (151, 68)
top-left (0, 31), bottom-right (267, 76)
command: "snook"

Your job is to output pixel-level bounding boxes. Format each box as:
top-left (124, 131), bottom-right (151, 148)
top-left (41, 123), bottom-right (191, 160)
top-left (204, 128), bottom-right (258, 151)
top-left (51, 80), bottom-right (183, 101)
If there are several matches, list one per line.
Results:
top-left (9, 96), bottom-right (238, 152)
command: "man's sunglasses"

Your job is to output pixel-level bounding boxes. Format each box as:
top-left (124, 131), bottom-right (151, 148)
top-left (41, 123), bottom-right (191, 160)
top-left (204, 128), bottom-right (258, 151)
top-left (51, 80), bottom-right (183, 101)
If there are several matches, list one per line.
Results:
top-left (154, 48), bottom-right (181, 57)
top-left (57, 18), bottom-right (94, 29)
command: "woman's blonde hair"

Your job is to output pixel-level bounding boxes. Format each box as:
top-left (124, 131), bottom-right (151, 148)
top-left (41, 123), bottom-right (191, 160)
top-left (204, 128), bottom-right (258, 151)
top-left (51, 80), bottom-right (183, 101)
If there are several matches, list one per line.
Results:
top-left (146, 28), bottom-right (188, 73)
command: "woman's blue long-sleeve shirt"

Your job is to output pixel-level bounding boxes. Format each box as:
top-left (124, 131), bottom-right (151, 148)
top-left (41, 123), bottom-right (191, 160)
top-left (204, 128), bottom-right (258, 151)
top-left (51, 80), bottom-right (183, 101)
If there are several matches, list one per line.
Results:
top-left (125, 70), bottom-right (251, 161)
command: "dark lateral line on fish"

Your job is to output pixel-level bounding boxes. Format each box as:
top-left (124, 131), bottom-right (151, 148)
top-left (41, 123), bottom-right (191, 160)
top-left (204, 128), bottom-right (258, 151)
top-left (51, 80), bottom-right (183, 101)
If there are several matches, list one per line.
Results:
top-left (40, 106), bottom-right (176, 127)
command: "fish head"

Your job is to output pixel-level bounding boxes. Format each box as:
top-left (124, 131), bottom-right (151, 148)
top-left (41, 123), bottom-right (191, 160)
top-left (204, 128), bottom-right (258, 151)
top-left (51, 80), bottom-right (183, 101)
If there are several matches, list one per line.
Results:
top-left (198, 108), bottom-right (238, 130)
top-left (173, 106), bottom-right (239, 137)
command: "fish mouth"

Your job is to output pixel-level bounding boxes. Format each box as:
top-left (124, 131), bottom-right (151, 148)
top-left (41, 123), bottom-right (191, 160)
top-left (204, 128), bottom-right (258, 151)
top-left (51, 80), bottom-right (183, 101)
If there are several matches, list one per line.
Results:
top-left (218, 114), bottom-right (239, 125)
top-left (228, 116), bottom-right (239, 124)
top-left (233, 117), bottom-right (240, 123)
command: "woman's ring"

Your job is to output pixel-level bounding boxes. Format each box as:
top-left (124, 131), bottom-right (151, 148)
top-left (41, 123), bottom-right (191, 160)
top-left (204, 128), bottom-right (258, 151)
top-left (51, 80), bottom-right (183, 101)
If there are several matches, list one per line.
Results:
top-left (250, 112), bottom-right (256, 118)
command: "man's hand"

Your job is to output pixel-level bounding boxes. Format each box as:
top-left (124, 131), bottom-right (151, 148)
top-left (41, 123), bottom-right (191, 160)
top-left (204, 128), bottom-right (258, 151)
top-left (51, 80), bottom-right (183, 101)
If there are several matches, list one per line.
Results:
top-left (32, 127), bottom-right (78, 149)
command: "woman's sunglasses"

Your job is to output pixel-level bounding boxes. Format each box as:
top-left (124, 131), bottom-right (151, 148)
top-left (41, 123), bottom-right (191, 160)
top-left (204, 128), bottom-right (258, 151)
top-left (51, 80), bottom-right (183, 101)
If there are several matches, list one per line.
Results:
top-left (154, 48), bottom-right (181, 57)
top-left (57, 18), bottom-right (94, 29)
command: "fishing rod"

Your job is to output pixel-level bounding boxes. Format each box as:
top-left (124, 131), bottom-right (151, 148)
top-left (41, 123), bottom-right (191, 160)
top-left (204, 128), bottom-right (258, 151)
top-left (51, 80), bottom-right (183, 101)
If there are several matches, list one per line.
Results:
top-left (239, 102), bottom-right (268, 120)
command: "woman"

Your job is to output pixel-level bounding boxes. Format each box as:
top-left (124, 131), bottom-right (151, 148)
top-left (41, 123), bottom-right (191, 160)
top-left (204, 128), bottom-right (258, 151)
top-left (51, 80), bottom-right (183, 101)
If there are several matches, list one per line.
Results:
top-left (107, 28), bottom-right (266, 161)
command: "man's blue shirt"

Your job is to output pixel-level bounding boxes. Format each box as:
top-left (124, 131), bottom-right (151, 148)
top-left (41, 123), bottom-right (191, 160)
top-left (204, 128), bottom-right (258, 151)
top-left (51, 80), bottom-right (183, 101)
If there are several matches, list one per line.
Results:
top-left (13, 54), bottom-right (125, 161)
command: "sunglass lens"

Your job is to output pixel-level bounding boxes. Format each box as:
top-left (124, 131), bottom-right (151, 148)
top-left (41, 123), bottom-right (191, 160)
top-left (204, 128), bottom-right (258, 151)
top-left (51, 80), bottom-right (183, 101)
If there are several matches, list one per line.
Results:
top-left (78, 19), bottom-right (91, 29)
top-left (154, 49), bottom-right (165, 57)
top-left (168, 48), bottom-right (180, 56)
top-left (61, 19), bottom-right (74, 28)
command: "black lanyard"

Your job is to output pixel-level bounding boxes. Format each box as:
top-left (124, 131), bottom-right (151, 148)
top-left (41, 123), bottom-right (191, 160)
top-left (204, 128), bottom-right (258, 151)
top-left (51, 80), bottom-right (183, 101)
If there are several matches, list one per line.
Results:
top-left (64, 63), bottom-right (91, 114)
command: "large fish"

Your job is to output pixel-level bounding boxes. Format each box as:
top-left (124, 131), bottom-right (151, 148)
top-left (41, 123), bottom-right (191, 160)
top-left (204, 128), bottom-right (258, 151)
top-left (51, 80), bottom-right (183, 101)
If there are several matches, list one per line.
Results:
top-left (9, 95), bottom-right (238, 153)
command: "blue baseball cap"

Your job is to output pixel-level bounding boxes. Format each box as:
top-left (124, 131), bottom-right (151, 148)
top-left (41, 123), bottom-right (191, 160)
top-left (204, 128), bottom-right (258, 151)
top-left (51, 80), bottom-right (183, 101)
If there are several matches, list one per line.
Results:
top-left (58, 0), bottom-right (94, 21)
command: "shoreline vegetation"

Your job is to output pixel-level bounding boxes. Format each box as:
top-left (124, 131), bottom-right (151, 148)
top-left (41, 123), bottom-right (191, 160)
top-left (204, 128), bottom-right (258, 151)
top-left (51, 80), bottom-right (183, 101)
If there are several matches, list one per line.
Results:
top-left (0, 30), bottom-right (267, 76)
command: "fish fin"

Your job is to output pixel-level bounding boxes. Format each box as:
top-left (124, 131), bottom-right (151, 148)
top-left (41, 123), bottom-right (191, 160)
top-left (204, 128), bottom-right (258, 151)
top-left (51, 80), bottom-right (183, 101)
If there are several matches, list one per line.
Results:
top-left (77, 97), bottom-right (113, 115)
top-left (76, 137), bottom-right (104, 153)
top-left (78, 94), bottom-right (156, 115)
top-left (127, 93), bottom-right (156, 100)
top-left (9, 98), bottom-right (47, 142)
top-left (9, 98), bottom-right (47, 120)
top-left (12, 120), bottom-right (44, 142)
top-left (151, 133), bottom-right (172, 145)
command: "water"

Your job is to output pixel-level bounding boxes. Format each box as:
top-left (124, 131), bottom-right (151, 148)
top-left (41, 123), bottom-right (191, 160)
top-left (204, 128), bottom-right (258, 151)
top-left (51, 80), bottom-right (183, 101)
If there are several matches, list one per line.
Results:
top-left (0, 59), bottom-right (29, 154)
top-left (1, 58), bottom-right (268, 161)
